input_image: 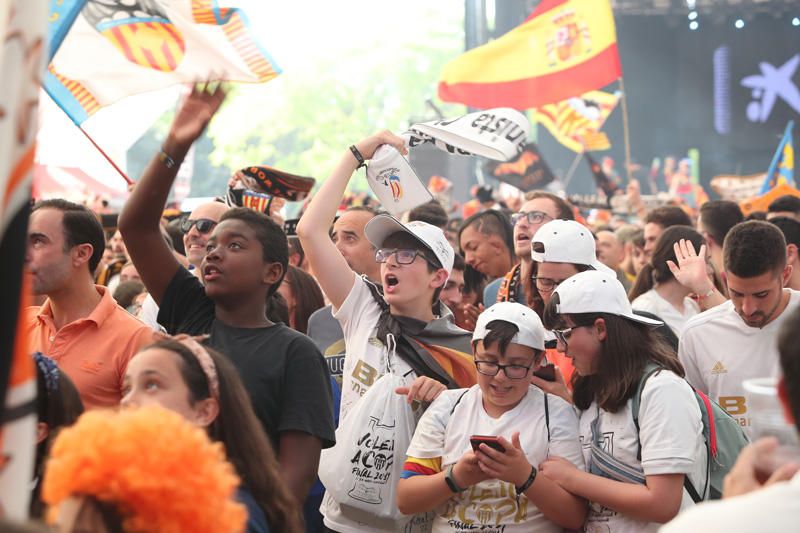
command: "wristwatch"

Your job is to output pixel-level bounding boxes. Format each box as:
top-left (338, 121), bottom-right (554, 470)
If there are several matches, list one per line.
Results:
top-left (444, 464), bottom-right (467, 493)
top-left (515, 465), bottom-right (537, 495)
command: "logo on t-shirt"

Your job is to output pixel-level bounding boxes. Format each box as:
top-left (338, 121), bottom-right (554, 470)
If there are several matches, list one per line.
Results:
top-left (711, 361), bottom-right (728, 375)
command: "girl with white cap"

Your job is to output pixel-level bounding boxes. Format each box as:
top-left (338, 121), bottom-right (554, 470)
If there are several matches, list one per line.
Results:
top-left (538, 270), bottom-right (707, 532)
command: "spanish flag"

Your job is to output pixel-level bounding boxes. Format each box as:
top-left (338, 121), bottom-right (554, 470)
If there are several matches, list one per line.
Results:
top-left (439, 0), bottom-right (621, 109)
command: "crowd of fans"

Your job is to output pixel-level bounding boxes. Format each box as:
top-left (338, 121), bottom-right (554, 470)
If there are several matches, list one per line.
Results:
top-left (16, 88), bottom-right (800, 532)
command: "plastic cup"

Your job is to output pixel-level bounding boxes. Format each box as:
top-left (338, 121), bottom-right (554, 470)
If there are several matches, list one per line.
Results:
top-left (742, 377), bottom-right (800, 480)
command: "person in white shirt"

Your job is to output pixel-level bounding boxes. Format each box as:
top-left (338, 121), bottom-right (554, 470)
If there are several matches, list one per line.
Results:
top-left (297, 131), bottom-right (477, 533)
top-left (630, 225), bottom-right (724, 338)
top-left (661, 306), bottom-right (800, 532)
top-left (540, 270), bottom-right (707, 532)
top-left (679, 221), bottom-right (800, 436)
top-left (397, 302), bottom-right (587, 532)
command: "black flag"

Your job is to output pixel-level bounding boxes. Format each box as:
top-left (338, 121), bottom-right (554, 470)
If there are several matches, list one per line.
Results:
top-left (484, 143), bottom-right (555, 192)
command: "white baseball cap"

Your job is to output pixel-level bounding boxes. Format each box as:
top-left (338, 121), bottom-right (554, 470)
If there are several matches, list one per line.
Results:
top-left (365, 214), bottom-right (454, 275)
top-left (531, 219), bottom-right (614, 274)
top-left (472, 302), bottom-right (546, 351)
top-left (553, 270), bottom-right (663, 326)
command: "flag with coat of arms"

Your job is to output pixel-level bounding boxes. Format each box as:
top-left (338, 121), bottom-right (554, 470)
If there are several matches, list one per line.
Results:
top-left (45, 0), bottom-right (281, 125)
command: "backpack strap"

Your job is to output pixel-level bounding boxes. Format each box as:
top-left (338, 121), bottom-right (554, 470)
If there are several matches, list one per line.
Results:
top-left (632, 364), bottom-right (708, 503)
top-left (449, 390), bottom-right (469, 416)
top-left (544, 393), bottom-right (551, 442)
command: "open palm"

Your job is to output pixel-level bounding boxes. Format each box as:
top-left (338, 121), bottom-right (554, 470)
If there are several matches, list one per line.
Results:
top-left (667, 239), bottom-right (712, 294)
top-left (169, 83), bottom-right (227, 146)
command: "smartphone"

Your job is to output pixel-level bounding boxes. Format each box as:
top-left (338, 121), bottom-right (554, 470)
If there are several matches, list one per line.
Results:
top-left (533, 363), bottom-right (556, 382)
top-left (470, 435), bottom-right (505, 453)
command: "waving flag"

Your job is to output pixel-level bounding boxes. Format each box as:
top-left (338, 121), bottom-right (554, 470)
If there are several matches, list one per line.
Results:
top-left (0, 0), bottom-right (45, 519)
top-left (759, 121), bottom-right (795, 195)
top-left (438, 0), bottom-right (621, 110)
top-left (534, 90), bottom-right (620, 152)
top-left (45, 0), bottom-right (281, 125)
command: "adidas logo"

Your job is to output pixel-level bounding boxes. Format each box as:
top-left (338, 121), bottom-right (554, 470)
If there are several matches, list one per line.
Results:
top-left (711, 361), bottom-right (728, 375)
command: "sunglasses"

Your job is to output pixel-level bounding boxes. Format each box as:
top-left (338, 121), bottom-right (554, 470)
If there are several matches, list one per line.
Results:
top-left (180, 218), bottom-right (217, 235)
top-left (511, 210), bottom-right (553, 226)
top-left (375, 248), bottom-right (437, 267)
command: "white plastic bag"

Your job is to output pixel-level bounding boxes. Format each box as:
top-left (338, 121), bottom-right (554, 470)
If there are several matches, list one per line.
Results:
top-left (319, 366), bottom-right (415, 524)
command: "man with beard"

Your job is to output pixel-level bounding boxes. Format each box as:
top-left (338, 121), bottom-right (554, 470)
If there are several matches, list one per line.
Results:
top-left (679, 221), bottom-right (800, 437)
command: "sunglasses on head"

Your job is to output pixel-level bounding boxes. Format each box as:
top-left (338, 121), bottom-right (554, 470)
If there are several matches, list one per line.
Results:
top-left (180, 218), bottom-right (217, 235)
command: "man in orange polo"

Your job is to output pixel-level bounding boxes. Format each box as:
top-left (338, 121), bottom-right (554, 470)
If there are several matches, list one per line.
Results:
top-left (23, 199), bottom-right (153, 409)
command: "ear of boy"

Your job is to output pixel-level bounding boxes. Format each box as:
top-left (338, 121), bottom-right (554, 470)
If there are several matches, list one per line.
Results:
top-left (261, 262), bottom-right (285, 286)
top-left (429, 269), bottom-right (449, 291)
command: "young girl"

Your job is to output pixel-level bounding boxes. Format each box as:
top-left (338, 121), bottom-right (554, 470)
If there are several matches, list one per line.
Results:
top-left (540, 270), bottom-right (707, 532)
top-left (30, 353), bottom-right (84, 519)
top-left (121, 337), bottom-right (302, 533)
top-left (629, 226), bottom-right (724, 337)
top-left (397, 302), bottom-right (587, 532)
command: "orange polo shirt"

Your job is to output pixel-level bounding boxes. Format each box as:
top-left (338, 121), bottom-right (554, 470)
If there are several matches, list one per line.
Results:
top-left (22, 286), bottom-right (154, 409)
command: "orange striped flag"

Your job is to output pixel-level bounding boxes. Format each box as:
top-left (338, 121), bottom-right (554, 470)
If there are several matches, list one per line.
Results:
top-left (534, 90), bottom-right (620, 152)
top-left (0, 0), bottom-right (44, 519)
top-left (439, 0), bottom-right (621, 109)
top-left (45, 0), bottom-right (281, 125)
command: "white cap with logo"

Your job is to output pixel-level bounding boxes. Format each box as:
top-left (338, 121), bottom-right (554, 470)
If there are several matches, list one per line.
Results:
top-left (531, 219), bottom-right (614, 274)
top-left (365, 214), bottom-right (454, 275)
top-left (553, 270), bottom-right (663, 326)
top-left (472, 301), bottom-right (546, 351)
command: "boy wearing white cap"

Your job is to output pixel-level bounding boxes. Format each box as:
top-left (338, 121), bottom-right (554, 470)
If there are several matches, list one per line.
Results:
top-left (539, 270), bottom-right (706, 532)
top-left (297, 131), bottom-right (476, 533)
top-left (397, 302), bottom-right (587, 532)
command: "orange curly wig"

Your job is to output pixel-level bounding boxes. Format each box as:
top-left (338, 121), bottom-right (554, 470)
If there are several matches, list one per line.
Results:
top-left (42, 406), bottom-right (247, 533)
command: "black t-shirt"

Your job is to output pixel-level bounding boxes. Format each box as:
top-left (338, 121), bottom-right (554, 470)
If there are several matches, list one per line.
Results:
top-left (157, 267), bottom-right (335, 449)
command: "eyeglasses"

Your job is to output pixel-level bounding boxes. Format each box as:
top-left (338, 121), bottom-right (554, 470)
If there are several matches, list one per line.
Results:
top-left (552, 323), bottom-right (594, 347)
top-left (474, 360), bottom-right (532, 380)
top-left (531, 277), bottom-right (565, 293)
top-left (180, 218), bottom-right (217, 235)
top-left (375, 248), bottom-right (437, 267)
top-left (511, 211), bottom-right (553, 226)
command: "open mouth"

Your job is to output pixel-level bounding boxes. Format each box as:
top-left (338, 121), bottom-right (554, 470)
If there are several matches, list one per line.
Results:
top-left (384, 273), bottom-right (399, 293)
top-left (203, 264), bottom-right (222, 281)
top-left (516, 234), bottom-right (531, 243)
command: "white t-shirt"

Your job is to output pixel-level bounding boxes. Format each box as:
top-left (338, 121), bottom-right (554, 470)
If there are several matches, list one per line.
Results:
top-left (631, 289), bottom-right (700, 338)
top-left (406, 385), bottom-right (584, 533)
top-left (659, 471), bottom-right (800, 532)
top-left (579, 369), bottom-right (706, 533)
top-left (678, 290), bottom-right (800, 437)
top-left (323, 275), bottom-right (420, 533)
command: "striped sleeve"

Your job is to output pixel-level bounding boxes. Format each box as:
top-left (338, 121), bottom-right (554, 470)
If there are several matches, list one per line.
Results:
top-left (401, 456), bottom-right (442, 479)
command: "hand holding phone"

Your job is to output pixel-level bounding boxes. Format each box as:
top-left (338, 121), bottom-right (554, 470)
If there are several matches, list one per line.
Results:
top-left (533, 363), bottom-right (556, 382)
top-left (470, 435), bottom-right (506, 454)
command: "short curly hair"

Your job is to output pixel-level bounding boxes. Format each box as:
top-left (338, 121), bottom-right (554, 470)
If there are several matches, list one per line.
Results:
top-left (43, 406), bottom-right (246, 533)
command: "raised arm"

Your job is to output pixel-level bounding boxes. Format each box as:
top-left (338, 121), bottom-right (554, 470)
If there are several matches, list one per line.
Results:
top-left (118, 85), bottom-right (226, 304)
top-left (296, 131), bottom-right (406, 309)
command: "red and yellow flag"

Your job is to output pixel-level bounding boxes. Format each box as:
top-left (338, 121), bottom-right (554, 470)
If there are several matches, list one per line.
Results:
top-left (534, 90), bottom-right (620, 152)
top-left (438, 0), bottom-right (621, 109)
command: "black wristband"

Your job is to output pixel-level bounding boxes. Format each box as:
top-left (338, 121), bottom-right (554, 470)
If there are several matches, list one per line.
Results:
top-left (444, 464), bottom-right (466, 493)
top-left (515, 465), bottom-right (537, 495)
top-left (349, 145), bottom-right (366, 169)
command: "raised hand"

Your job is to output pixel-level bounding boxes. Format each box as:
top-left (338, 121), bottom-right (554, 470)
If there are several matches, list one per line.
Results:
top-left (666, 239), bottom-right (714, 295)
top-left (167, 83), bottom-right (227, 148)
top-left (353, 130), bottom-right (408, 160)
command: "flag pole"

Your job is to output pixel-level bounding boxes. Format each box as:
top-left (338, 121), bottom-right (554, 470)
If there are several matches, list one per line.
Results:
top-left (75, 125), bottom-right (134, 186)
top-left (563, 151), bottom-right (583, 188)
top-left (619, 76), bottom-right (633, 183)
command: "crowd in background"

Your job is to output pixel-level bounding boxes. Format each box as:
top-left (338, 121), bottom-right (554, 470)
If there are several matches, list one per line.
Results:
top-left (17, 89), bottom-right (800, 533)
